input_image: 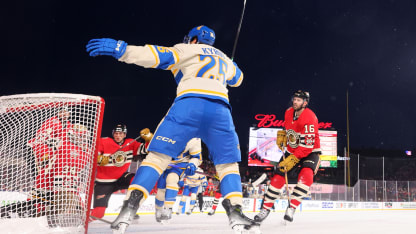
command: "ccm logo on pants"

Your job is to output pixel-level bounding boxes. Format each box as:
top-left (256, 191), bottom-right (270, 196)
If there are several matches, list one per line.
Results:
top-left (156, 136), bottom-right (176, 144)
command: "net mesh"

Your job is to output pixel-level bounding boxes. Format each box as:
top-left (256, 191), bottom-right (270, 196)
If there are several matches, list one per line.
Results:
top-left (0, 93), bottom-right (104, 233)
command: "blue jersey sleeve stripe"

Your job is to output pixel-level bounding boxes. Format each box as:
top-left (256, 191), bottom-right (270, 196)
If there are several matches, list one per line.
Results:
top-left (227, 66), bottom-right (242, 86)
top-left (174, 70), bottom-right (183, 84)
top-left (154, 47), bottom-right (177, 70)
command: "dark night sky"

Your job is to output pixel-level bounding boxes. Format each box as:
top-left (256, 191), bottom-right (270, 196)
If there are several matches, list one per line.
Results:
top-left (2, 1), bottom-right (416, 160)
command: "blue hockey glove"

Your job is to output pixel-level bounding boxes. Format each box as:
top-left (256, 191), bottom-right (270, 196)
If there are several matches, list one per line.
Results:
top-left (202, 181), bottom-right (208, 190)
top-left (86, 38), bottom-right (127, 59)
top-left (178, 180), bottom-right (185, 188)
top-left (185, 163), bottom-right (197, 176)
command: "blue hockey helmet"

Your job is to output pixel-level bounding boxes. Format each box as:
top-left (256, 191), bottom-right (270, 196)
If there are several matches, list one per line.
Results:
top-left (183, 25), bottom-right (215, 46)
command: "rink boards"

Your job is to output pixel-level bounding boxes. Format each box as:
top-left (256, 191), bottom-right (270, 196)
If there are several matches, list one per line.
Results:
top-left (103, 194), bottom-right (416, 216)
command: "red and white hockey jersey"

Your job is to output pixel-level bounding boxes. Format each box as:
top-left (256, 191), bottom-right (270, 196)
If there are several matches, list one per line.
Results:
top-left (95, 137), bottom-right (142, 183)
top-left (35, 140), bottom-right (88, 192)
top-left (284, 107), bottom-right (321, 159)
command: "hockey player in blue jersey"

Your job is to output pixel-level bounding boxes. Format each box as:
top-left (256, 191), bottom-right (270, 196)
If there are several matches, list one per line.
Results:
top-left (86, 25), bottom-right (259, 233)
top-left (154, 138), bottom-right (202, 223)
top-left (177, 167), bottom-right (207, 215)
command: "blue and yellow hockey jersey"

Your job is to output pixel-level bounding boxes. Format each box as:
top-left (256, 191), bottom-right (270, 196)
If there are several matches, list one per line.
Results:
top-left (119, 43), bottom-right (243, 106)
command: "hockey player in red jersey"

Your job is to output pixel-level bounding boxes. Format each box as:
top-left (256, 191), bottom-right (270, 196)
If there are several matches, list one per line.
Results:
top-left (1, 123), bottom-right (89, 219)
top-left (28, 106), bottom-right (73, 171)
top-left (89, 124), bottom-right (152, 222)
top-left (254, 90), bottom-right (321, 223)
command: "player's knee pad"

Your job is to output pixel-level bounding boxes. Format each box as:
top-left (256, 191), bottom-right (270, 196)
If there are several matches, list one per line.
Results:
top-left (301, 152), bottom-right (320, 175)
top-left (141, 151), bottom-right (172, 174)
top-left (190, 193), bottom-right (196, 201)
top-left (270, 174), bottom-right (286, 189)
top-left (298, 167), bottom-right (314, 186)
top-left (166, 173), bottom-right (180, 188)
top-left (216, 163), bottom-right (242, 206)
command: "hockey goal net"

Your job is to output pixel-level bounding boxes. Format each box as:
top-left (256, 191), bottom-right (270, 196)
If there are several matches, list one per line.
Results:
top-left (0, 93), bottom-right (105, 233)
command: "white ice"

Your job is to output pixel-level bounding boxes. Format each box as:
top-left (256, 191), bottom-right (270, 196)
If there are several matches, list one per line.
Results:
top-left (88, 210), bottom-right (416, 234)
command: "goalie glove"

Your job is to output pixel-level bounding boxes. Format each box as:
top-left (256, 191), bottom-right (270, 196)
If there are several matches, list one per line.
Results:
top-left (97, 155), bottom-right (110, 166)
top-left (276, 130), bottom-right (287, 151)
top-left (86, 38), bottom-right (127, 59)
top-left (140, 128), bottom-right (154, 143)
top-left (278, 154), bottom-right (300, 173)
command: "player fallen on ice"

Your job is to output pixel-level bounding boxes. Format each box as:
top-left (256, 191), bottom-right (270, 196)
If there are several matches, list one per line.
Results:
top-left (254, 90), bottom-right (321, 224)
top-left (86, 25), bottom-right (259, 233)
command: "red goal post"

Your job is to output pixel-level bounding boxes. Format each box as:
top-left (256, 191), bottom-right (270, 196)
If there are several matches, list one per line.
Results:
top-left (0, 93), bottom-right (105, 233)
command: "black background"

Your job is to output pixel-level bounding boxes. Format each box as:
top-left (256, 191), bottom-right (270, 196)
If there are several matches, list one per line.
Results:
top-left (2, 0), bottom-right (415, 163)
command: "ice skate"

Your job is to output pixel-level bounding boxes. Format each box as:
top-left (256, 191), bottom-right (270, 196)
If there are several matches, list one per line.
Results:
top-left (283, 206), bottom-right (295, 222)
top-left (186, 207), bottom-right (194, 215)
top-left (159, 207), bottom-right (172, 224)
top-left (208, 208), bottom-right (216, 216)
top-left (155, 208), bottom-right (162, 222)
top-left (222, 199), bottom-right (262, 234)
top-left (254, 208), bottom-right (270, 223)
top-left (131, 214), bottom-right (140, 224)
top-left (111, 190), bottom-right (143, 233)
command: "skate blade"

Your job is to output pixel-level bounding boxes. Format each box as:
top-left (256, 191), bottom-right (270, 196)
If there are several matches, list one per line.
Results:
top-left (112, 223), bottom-right (128, 234)
top-left (232, 224), bottom-right (262, 234)
top-left (160, 219), bottom-right (170, 225)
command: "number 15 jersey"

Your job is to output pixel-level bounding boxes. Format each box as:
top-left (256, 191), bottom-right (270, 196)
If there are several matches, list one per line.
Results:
top-left (119, 43), bottom-right (243, 106)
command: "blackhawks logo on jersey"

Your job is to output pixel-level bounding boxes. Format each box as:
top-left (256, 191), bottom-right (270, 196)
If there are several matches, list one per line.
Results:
top-left (112, 151), bottom-right (127, 167)
top-left (287, 129), bottom-right (300, 148)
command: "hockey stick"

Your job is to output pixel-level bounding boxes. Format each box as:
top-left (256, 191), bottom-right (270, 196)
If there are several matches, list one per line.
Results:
top-left (281, 153), bottom-right (291, 203)
top-left (168, 164), bottom-right (219, 180)
top-left (110, 135), bottom-right (143, 156)
top-left (231, 0), bottom-right (247, 60)
top-left (251, 172), bottom-right (267, 188)
top-left (90, 215), bottom-right (112, 224)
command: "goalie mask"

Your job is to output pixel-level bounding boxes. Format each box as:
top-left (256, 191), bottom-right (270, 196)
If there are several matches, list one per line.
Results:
top-left (183, 25), bottom-right (215, 46)
top-left (69, 124), bottom-right (90, 148)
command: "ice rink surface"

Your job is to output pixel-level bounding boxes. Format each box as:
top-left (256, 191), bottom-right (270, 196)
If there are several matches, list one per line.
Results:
top-left (88, 210), bottom-right (416, 234)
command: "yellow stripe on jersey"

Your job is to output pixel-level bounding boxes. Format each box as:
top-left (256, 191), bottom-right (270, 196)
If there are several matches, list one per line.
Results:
top-left (128, 185), bottom-right (149, 200)
top-left (166, 48), bottom-right (180, 70)
top-left (177, 89), bottom-right (229, 99)
top-left (166, 185), bottom-right (179, 190)
top-left (224, 192), bottom-right (243, 200)
top-left (172, 69), bottom-right (179, 76)
top-left (147, 45), bottom-right (160, 68)
top-left (219, 170), bottom-right (240, 181)
top-left (189, 150), bottom-right (202, 155)
top-left (140, 161), bottom-right (164, 174)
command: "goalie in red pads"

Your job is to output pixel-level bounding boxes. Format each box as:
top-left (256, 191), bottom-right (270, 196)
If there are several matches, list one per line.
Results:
top-left (254, 90), bottom-right (321, 223)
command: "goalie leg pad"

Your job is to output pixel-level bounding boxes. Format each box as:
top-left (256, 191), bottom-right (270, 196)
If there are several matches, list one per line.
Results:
top-left (216, 163), bottom-right (243, 206)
